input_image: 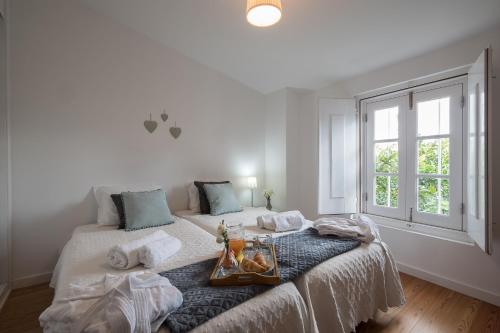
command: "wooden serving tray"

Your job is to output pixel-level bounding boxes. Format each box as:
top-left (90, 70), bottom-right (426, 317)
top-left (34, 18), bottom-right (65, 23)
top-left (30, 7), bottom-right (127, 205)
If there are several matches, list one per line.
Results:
top-left (209, 242), bottom-right (280, 286)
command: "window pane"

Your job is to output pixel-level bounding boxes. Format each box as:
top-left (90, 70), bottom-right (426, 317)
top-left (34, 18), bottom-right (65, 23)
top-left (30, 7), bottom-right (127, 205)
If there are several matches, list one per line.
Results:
top-left (375, 142), bottom-right (398, 173)
top-left (375, 175), bottom-right (398, 208)
top-left (417, 177), bottom-right (449, 215)
top-left (374, 107), bottom-right (398, 140)
top-left (418, 138), bottom-right (449, 175)
top-left (417, 97), bottom-right (450, 136)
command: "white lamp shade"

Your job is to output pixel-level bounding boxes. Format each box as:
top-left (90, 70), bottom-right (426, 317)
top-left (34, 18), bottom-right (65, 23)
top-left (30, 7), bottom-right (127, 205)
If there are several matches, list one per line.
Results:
top-left (246, 0), bottom-right (282, 27)
top-left (247, 177), bottom-right (258, 189)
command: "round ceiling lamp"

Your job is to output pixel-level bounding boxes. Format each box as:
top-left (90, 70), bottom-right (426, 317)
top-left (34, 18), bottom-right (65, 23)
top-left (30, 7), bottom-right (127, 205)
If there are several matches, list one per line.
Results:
top-left (246, 0), bottom-right (282, 27)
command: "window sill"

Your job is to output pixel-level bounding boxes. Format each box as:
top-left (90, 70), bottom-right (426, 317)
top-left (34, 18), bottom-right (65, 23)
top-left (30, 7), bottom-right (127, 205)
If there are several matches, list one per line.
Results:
top-left (364, 214), bottom-right (474, 245)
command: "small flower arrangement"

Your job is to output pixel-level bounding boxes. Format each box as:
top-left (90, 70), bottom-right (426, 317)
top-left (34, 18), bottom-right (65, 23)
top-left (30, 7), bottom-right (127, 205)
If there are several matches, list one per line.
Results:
top-left (263, 189), bottom-right (274, 211)
top-left (216, 220), bottom-right (238, 269)
top-left (216, 220), bottom-right (229, 249)
top-left (263, 189), bottom-right (274, 200)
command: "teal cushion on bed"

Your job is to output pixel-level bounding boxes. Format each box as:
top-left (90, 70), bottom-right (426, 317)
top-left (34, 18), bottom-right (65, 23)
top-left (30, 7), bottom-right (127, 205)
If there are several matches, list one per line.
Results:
top-left (122, 189), bottom-right (174, 231)
top-left (203, 183), bottom-right (242, 216)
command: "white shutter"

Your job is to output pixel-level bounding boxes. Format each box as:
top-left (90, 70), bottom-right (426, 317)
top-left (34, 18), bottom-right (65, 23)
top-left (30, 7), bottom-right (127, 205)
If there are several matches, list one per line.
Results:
top-left (318, 99), bottom-right (357, 214)
top-left (466, 48), bottom-right (493, 254)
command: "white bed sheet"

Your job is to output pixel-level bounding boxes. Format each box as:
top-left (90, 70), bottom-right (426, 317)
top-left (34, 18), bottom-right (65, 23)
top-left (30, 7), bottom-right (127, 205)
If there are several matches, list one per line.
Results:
top-left (174, 210), bottom-right (405, 333)
top-left (50, 217), bottom-right (310, 333)
top-left (175, 207), bottom-right (313, 237)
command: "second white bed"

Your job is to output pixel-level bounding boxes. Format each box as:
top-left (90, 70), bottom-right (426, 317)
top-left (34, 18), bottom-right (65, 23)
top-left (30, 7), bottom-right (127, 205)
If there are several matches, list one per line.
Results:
top-left (175, 207), bottom-right (312, 237)
top-left (175, 208), bottom-right (406, 333)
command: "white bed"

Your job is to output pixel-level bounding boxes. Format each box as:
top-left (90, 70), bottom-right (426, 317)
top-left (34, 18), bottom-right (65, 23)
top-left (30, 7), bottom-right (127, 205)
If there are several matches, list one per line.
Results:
top-left (175, 209), bottom-right (406, 333)
top-left (49, 217), bottom-right (310, 333)
top-left (175, 207), bottom-right (313, 237)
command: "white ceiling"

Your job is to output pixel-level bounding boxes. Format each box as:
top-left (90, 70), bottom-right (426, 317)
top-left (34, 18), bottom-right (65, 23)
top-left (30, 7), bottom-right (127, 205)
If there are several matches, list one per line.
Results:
top-left (80, 0), bottom-right (500, 94)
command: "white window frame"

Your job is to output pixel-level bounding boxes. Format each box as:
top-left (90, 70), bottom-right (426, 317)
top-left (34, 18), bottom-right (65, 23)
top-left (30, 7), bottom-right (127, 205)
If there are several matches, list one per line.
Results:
top-left (407, 84), bottom-right (463, 229)
top-left (361, 77), bottom-right (466, 231)
top-left (365, 94), bottom-right (407, 220)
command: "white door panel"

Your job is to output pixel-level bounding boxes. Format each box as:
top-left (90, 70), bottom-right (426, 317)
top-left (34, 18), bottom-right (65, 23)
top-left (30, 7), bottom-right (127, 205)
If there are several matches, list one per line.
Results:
top-left (466, 48), bottom-right (493, 254)
top-left (318, 99), bottom-right (357, 214)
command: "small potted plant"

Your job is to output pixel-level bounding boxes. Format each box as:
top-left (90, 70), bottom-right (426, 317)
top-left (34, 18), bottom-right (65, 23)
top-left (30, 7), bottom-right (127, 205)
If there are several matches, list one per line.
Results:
top-left (263, 189), bottom-right (274, 211)
top-left (216, 220), bottom-right (238, 269)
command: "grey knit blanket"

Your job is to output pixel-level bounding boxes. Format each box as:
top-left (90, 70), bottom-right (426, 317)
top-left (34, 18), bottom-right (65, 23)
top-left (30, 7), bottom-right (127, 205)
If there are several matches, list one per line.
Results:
top-left (161, 228), bottom-right (360, 333)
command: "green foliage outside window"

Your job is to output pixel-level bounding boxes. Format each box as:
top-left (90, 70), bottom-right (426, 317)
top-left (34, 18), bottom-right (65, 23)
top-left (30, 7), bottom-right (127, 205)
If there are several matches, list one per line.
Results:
top-left (374, 138), bottom-right (449, 215)
top-left (417, 138), bottom-right (449, 215)
top-left (375, 143), bottom-right (398, 208)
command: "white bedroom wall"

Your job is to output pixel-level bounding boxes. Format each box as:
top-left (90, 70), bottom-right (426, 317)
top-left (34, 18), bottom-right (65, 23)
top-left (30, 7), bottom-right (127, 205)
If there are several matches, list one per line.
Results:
top-left (264, 89), bottom-right (287, 211)
top-left (285, 89), bottom-right (301, 211)
top-left (312, 25), bottom-right (500, 305)
top-left (264, 88), bottom-right (308, 213)
top-left (9, 0), bottom-right (266, 286)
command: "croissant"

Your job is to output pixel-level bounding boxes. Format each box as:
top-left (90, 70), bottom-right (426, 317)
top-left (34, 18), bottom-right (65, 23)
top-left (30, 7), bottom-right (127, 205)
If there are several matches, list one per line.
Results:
top-left (253, 252), bottom-right (270, 270)
top-left (241, 258), bottom-right (267, 273)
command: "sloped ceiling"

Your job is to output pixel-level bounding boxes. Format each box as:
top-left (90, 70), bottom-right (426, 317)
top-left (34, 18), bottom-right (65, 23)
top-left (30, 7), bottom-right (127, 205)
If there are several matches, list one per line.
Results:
top-left (80, 0), bottom-right (500, 93)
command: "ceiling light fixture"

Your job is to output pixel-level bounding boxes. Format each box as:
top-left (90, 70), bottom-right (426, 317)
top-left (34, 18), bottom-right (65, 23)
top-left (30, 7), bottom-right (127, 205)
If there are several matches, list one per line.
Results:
top-left (246, 0), bottom-right (282, 27)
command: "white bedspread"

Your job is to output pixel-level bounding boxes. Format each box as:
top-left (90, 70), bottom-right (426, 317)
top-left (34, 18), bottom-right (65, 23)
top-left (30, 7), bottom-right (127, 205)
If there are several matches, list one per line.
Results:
top-left (175, 207), bottom-right (312, 237)
top-left (295, 241), bottom-right (405, 333)
top-left (173, 211), bottom-right (405, 333)
top-left (49, 217), bottom-right (310, 333)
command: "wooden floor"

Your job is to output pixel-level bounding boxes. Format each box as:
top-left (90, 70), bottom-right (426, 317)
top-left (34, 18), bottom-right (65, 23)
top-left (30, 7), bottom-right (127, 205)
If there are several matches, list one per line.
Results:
top-left (0, 273), bottom-right (499, 333)
top-left (0, 283), bottom-right (53, 333)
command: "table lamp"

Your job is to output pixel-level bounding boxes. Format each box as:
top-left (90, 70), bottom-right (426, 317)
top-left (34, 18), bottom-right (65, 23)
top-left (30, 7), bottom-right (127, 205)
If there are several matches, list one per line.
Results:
top-left (247, 177), bottom-right (257, 207)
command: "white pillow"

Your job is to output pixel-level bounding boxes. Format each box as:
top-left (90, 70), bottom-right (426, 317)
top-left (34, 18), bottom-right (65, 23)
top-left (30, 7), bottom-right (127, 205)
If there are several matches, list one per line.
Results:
top-left (188, 183), bottom-right (200, 213)
top-left (93, 184), bottom-right (161, 225)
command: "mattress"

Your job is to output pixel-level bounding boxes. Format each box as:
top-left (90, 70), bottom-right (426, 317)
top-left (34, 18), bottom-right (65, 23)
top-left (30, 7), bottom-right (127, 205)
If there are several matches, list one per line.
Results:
top-left (175, 207), bottom-right (313, 237)
top-left (50, 217), bottom-right (310, 333)
top-left (174, 210), bottom-right (406, 333)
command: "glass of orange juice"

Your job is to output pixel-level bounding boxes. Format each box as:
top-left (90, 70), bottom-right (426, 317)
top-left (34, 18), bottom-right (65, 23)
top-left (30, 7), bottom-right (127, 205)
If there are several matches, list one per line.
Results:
top-left (226, 223), bottom-right (245, 257)
top-left (229, 239), bottom-right (245, 256)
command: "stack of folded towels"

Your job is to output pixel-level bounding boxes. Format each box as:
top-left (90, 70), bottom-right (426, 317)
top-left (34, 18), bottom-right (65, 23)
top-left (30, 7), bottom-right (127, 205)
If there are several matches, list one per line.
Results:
top-left (107, 230), bottom-right (182, 269)
top-left (257, 210), bottom-right (306, 232)
top-left (313, 215), bottom-right (379, 243)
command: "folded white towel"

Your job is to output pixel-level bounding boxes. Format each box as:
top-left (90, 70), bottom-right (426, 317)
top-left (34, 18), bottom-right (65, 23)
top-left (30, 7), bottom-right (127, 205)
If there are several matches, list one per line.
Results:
top-left (39, 272), bottom-right (183, 333)
top-left (106, 230), bottom-right (169, 269)
top-left (313, 215), bottom-right (379, 243)
top-left (139, 236), bottom-right (182, 269)
top-left (257, 211), bottom-right (305, 232)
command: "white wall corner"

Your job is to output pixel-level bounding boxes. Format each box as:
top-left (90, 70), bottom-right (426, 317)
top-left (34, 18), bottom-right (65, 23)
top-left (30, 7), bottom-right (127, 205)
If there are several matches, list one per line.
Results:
top-left (0, 284), bottom-right (10, 311)
top-left (0, 0), bottom-right (5, 18)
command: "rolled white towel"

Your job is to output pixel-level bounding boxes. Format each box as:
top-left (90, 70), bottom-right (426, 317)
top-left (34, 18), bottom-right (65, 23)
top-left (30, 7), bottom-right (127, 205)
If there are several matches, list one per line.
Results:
top-left (139, 236), bottom-right (182, 269)
top-left (107, 230), bottom-right (169, 269)
top-left (257, 213), bottom-right (275, 230)
top-left (257, 211), bottom-right (305, 232)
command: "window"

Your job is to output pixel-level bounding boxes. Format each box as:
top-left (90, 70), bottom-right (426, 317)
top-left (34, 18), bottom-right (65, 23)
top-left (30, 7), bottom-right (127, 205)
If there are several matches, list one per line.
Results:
top-left (363, 81), bottom-right (464, 230)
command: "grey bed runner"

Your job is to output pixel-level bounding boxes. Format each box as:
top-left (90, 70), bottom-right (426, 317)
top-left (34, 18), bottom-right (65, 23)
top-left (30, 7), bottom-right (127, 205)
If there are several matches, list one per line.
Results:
top-left (161, 228), bottom-right (360, 333)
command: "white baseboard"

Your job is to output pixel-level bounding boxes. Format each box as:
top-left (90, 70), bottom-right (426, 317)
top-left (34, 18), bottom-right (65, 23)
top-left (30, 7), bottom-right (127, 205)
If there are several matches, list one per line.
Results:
top-left (397, 261), bottom-right (500, 307)
top-left (12, 271), bottom-right (52, 289)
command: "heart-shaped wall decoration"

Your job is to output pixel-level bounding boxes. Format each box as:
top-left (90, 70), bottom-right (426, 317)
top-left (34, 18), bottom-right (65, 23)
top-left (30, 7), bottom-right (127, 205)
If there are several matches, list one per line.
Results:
top-left (169, 123), bottom-right (182, 139)
top-left (144, 113), bottom-right (158, 133)
top-left (161, 110), bottom-right (168, 122)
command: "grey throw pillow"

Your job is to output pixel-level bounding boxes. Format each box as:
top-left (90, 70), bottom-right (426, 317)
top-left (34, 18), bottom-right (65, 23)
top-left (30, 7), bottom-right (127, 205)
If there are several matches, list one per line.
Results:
top-left (194, 181), bottom-right (230, 214)
top-left (121, 189), bottom-right (174, 231)
top-left (110, 194), bottom-right (126, 229)
top-left (203, 183), bottom-right (242, 216)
